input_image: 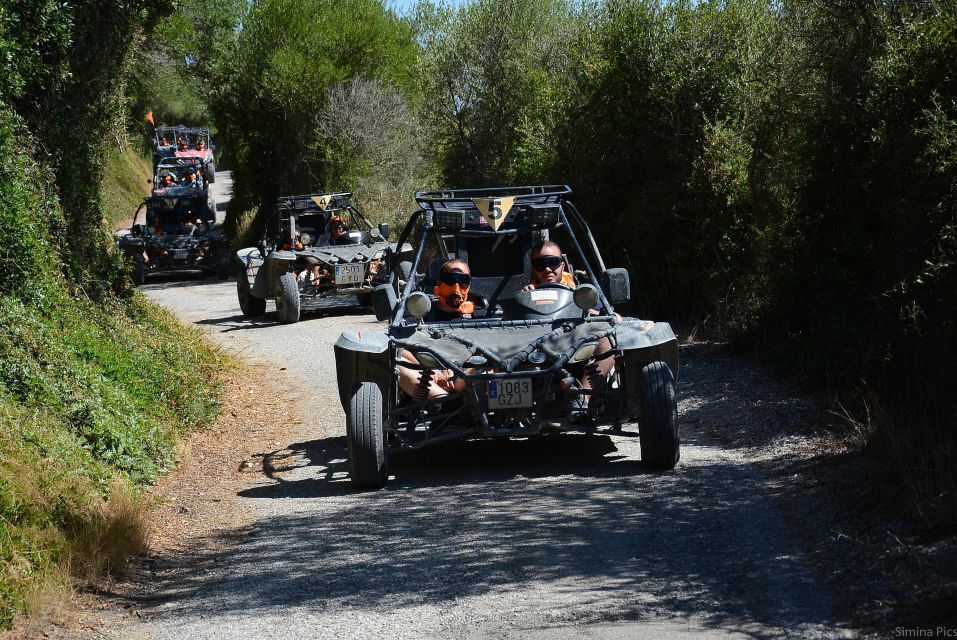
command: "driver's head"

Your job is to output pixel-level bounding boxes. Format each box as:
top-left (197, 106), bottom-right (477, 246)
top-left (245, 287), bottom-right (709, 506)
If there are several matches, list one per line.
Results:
top-left (328, 215), bottom-right (347, 239)
top-left (196, 139), bottom-right (206, 149)
top-left (531, 241), bottom-right (565, 284)
top-left (434, 259), bottom-right (471, 312)
top-left (161, 173), bottom-right (173, 186)
top-left (185, 167), bottom-right (196, 181)
top-left (160, 136), bottom-right (169, 145)
top-left (177, 138), bottom-right (187, 150)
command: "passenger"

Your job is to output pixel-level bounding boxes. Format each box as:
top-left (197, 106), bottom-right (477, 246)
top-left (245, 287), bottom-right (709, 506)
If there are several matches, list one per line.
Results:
top-left (281, 229), bottom-right (305, 251)
top-left (195, 139), bottom-right (208, 155)
top-left (182, 167), bottom-right (201, 189)
top-left (194, 166), bottom-right (205, 188)
top-left (159, 136), bottom-right (170, 146)
top-left (397, 259), bottom-right (474, 400)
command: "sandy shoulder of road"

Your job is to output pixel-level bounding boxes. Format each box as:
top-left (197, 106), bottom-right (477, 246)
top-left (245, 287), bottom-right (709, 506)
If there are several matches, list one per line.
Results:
top-left (18, 363), bottom-right (303, 640)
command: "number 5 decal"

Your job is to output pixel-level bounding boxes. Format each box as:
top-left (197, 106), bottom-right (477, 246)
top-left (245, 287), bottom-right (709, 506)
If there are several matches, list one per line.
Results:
top-left (472, 196), bottom-right (515, 231)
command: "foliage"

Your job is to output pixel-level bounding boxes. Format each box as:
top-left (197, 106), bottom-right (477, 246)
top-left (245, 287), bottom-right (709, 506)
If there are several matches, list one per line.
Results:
top-left (212, 0), bottom-right (420, 238)
top-left (0, 0), bottom-right (229, 627)
top-left (317, 78), bottom-right (432, 227)
top-left (414, 0), bottom-right (582, 185)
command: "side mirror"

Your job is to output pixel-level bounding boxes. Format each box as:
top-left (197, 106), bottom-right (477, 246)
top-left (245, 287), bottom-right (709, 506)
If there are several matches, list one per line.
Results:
top-left (371, 283), bottom-right (397, 321)
top-left (600, 268), bottom-right (631, 305)
top-left (131, 224), bottom-right (144, 237)
top-left (378, 222), bottom-right (391, 240)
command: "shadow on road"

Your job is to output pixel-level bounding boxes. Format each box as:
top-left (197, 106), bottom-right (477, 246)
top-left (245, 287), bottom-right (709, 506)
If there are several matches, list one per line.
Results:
top-left (124, 428), bottom-right (848, 638)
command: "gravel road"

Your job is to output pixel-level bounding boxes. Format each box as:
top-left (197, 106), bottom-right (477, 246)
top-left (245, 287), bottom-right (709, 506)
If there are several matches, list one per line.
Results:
top-left (121, 173), bottom-right (858, 639)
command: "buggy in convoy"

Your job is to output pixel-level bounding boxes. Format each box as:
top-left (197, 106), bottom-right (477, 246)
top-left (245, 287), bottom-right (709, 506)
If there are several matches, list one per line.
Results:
top-left (234, 192), bottom-right (412, 324)
top-left (116, 158), bottom-right (227, 284)
top-left (334, 185), bottom-right (680, 489)
top-left (152, 125), bottom-right (216, 183)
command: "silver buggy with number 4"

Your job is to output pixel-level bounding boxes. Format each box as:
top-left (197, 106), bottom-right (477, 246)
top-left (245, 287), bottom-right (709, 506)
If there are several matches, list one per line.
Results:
top-left (234, 192), bottom-right (412, 324)
top-left (334, 185), bottom-right (680, 490)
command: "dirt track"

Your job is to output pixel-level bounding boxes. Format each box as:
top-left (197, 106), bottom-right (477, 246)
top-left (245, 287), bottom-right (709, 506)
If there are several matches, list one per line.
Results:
top-left (87, 172), bottom-right (861, 639)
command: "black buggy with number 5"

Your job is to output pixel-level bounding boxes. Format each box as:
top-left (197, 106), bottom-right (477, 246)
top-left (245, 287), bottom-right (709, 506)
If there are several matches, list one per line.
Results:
top-left (333, 185), bottom-right (680, 489)
top-left (234, 192), bottom-right (411, 324)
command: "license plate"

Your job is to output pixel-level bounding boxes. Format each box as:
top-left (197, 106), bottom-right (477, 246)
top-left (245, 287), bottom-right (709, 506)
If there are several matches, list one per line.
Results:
top-left (173, 249), bottom-right (188, 259)
top-left (335, 263), bottom-right (366, 285)
top-left (488, 379), bottom-right (533, 409)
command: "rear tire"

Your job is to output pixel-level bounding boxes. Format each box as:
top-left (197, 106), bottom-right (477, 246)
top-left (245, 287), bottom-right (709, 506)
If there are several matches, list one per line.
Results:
top-left (236, 269), bottom-right (266, 317)
top-left (638, 361), bottom-right (679, 470)
top-left (347, 382), bottom-right (388, 489)
top-left (275, 271), bottom-right (301, 324)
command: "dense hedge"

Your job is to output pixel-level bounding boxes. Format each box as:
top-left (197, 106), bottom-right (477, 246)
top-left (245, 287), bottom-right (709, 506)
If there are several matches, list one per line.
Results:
top-left (0, 1), bottom-right (227, 628)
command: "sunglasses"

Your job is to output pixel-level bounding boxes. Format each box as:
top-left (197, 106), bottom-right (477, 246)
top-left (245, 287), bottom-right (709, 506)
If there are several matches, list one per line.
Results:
top-left (532, 256), bottom-right (564, 271)
top-left (439, 271), bottom-right (471, 287)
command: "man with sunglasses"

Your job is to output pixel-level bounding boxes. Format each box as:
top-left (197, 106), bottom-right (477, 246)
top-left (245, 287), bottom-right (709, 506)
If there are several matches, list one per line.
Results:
top-left (324, 215), bottom-right (355, 246)
top-left (528, 240), bottom-right (616, 421)
top-left (397, 259), bottom-right (475, 400)
top-left (528, 240), bottom-right (576, 289)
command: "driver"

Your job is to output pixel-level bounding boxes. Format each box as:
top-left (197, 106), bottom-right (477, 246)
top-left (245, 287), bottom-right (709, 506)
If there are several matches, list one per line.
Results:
top-left (397, 259), bottom-right (475, 400)
top-left (325, 215), bottom-right (355, 246)
top-left (528, 240), bottom-right (614, 420)
top-left (527, 240), bottom-right (576, 289)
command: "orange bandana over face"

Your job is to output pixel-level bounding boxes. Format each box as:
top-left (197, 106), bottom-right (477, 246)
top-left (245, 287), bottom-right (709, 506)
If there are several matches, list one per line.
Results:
top-left (434, 281), bottom-right (474, 315)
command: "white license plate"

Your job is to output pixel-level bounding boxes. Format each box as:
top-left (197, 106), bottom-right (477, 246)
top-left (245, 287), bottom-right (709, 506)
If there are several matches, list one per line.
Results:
top-left (173, 249), bottom-right (188, 259)
top-left (335, 263), bottom-right (366, 285)
top-left (488, 379), bottom-right (533, 409)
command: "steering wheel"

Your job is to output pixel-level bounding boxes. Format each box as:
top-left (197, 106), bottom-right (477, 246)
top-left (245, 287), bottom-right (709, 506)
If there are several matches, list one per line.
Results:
top-left (468, 292), bottom-right (490, 309)
top-left (532, 281), bottom-right (575, 291)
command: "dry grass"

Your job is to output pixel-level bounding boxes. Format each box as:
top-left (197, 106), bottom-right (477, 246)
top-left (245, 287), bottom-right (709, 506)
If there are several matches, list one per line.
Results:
top-left (64, 482), bottom-right (150, 584)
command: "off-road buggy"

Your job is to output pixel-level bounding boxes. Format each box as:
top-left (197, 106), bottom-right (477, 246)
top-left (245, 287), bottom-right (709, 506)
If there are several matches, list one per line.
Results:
top-left (234, 192), bottom-right (412, 324)
top-left (334, 185), bottom-right (680, 489)
top-left (152, 125), bottom-right (216, 183)
top-left (116, 158), bottom-right (227, 284)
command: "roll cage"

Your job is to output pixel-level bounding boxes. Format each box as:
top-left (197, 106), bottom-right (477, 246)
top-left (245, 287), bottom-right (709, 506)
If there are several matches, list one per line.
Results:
top-left (387, 184), bottom-right (615, 329)
top-left (268, 192), bottom-right (379, 247)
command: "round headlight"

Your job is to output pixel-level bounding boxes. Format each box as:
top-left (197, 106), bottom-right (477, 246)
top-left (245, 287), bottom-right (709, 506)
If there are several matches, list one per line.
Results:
top-left (369, 227), bottom-right (382, 239)
top-left (405, 291), bottom-right (432, 319)
top-left (416, 351), bottom-right (441, 369)
top-left (300, 232), bottom-right (312, 246)
top-left (573, 284), bottom-right (600, 311)
top-left (570, 343), bottom-right (597, 363)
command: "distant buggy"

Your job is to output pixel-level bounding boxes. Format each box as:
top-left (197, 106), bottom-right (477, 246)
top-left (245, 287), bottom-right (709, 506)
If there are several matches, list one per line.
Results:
top-left (334, 185), bottom-right (680, 489)
top-left (116, 161), bottom-right (228, 284)
top-left (152, 125), bottom-right (216, 183)
top-left (235, 192), bottom-right (412, 324)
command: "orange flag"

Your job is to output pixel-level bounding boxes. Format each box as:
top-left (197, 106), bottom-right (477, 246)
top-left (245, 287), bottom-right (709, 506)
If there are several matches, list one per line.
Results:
top-left (145, 111), bottom-right (155, 125)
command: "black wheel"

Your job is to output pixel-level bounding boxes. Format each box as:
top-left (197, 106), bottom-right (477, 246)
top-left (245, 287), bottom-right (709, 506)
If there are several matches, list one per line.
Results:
top-left (206, 161), bottom-right (216, 183)
top-left (275, 271), bottom-right (301, 324)
top-left (638, 361), bottom-right (679, 469)
top-left (132, 255), bottom-right (146, 286)
top-left (347, 382), bottom-right (388, 489)
top-left (236, 270), bottom-right (266, 317)
top-left (356, 291), bottom-right (373, 307)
